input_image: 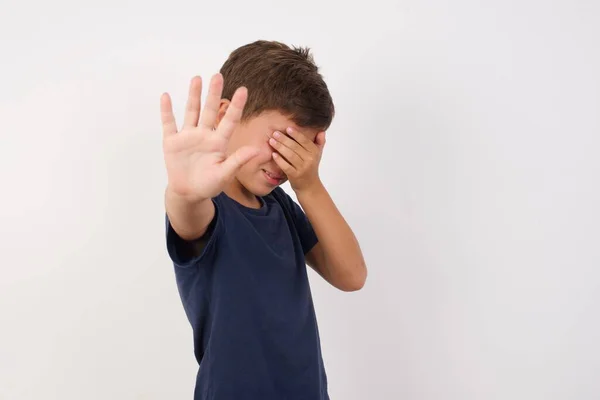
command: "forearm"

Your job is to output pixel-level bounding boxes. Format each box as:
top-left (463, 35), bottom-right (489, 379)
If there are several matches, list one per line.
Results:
top-left (165, 187), bottom-right (215, 241)
top-left (297, 182), bottom-right (367, 289)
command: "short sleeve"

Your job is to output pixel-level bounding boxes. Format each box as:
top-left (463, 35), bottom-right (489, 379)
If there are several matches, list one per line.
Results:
top-left (165, 198), bottom-right (222, 268)
top-left (275, 188), bottom-right (319, 254)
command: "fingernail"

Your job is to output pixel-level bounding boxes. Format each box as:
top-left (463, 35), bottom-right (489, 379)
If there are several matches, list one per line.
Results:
top-left (286, 127), bottom-right (293, 134)
top-left (269, 138), bottom-right (277, 145)
top-left (273, 131), bottom-right (280, 138)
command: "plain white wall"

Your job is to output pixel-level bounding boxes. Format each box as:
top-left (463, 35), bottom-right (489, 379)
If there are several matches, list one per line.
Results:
top-left (1, 0), bottom-right (599, 399)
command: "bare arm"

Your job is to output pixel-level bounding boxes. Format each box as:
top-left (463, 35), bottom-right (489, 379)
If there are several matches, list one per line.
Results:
top-left (165, 188), bottom-right (215, 241)
top-left (299, 184), bottom-right (367, 292)
top-left (268, 127), bottom-right (367, 292)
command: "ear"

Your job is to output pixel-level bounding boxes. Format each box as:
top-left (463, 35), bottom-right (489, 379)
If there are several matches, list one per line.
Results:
top-left (214, 99), bottom-right (230, 129)
top-left (315, 131), bottom-right (326, 150)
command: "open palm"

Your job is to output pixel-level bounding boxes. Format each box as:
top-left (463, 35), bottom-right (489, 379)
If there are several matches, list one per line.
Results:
top-left (161, 74), bottom-right (259, 201)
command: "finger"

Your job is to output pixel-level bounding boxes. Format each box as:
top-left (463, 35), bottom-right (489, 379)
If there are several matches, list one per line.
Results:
top-left (183, 76), bottom-right (202, 128)
top-left (270, 131), bottom-right (306, 160)
top-left (160, 93), bottom-right (178, 136)
top-left (285, 127), bottom-right (314, 151)
top-left (216, 86), bottom-right (248, 140)
top-left (272, 152), bottom-right (295, 175)
top-left (220, 145), bottom-right (260, 179)
top-left (269, 134), bottom-right (303, 166)
top-left (315, 131), bottom-right (327, 150)
top-left (198, 73), bottom-right (224, 130)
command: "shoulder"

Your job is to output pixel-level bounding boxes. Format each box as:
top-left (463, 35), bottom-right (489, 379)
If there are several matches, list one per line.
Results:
top-left (269, 187), bottom-right (293, 208)
top-left (269, 187), bottom-right (318, 254)
top-left (166, 194), bottom-right (232, 269)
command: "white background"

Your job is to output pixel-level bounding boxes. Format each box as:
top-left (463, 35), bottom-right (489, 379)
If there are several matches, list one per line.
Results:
top-left (1, 0), bottom-right (599, 399)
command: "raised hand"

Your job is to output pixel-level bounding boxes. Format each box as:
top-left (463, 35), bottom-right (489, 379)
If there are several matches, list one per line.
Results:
top-left (161, 74), bottom-right (260, 201)
top-left (268, 127), bottom-right (326, 193)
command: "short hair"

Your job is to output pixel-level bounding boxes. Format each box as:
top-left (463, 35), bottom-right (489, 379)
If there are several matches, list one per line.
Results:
top-left (220, 40), bottom-right (335, 131)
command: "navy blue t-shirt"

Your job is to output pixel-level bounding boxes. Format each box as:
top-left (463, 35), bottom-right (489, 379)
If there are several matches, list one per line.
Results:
top-left (165, 187), bottom-right (329, 400)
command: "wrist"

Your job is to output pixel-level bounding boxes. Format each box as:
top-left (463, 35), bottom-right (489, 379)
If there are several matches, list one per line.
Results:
top-left (294, 179), bottom-right (325, 199)
top-left (166, 185), bottom-right (209, 205)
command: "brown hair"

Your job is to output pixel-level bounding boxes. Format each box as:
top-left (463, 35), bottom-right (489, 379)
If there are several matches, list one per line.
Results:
top-left (220, 40), bottom-right (335, 131)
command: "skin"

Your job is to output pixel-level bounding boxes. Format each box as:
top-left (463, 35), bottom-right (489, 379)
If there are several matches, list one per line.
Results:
top-left (162, 74), bottom-right (367, 292)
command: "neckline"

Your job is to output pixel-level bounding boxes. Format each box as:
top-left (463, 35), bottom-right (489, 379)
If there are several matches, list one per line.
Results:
top-left (222, 193), bottom-right (269, 215)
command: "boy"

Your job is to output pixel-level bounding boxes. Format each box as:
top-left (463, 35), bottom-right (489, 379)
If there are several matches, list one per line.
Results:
top-left (161, 40), bottom-right (367, 400)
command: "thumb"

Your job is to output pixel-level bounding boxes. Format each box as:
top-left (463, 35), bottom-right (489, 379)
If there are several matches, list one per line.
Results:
top-left (315, 131), bottom-right (326, 150)
top-left (220, 146), bottom-right (261, 178)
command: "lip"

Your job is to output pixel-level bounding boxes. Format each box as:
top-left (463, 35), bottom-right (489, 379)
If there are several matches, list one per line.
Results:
top-left (262, 169), bottom-right (285, 185)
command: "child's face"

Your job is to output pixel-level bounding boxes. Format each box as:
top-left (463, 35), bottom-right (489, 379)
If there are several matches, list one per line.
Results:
top-left (226, 110), bottom-right (319, 197)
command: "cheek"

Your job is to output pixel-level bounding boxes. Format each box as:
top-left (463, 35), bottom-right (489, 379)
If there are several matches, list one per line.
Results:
top-left (240, 142), bottom-right (272, 174)
top-left (231, 133), bottom-right (272, 166)
top-left (255, 141), bottom-right (274, 164)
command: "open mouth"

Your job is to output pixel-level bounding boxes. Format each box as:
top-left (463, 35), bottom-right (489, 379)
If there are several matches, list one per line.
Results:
top-left (262, 169), bottom-right (285, 185)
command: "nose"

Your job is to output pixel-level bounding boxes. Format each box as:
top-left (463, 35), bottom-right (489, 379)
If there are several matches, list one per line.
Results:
top-left (268, 164), bottom-right (286, 177)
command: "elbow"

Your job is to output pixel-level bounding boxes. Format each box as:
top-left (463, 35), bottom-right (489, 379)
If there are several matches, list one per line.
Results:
top-left (339, 263), bottom-right (367, 292)
top-left (341, 280), bottom-right (365, 292)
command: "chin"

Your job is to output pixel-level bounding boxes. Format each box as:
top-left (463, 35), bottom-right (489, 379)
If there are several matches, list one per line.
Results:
top-left (242, 175), bottom-right (283, 197)
top-left (249, 183), bottom-right (278, 197)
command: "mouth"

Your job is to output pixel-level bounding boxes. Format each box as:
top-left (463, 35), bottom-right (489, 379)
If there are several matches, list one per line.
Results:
top-left (262, 169), bottom-right (285, 185)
